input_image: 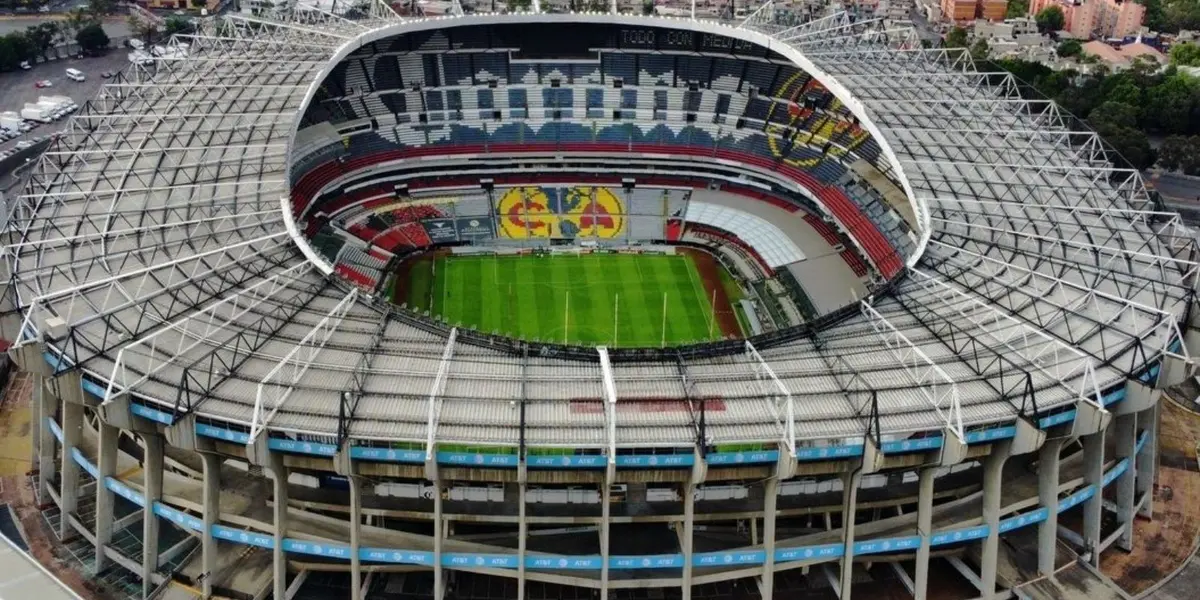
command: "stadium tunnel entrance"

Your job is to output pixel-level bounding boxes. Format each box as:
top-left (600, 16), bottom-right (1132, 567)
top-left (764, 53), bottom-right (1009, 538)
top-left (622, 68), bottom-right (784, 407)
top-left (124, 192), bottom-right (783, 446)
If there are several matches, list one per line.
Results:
top-left (284, 16), bottom-right (922, 351)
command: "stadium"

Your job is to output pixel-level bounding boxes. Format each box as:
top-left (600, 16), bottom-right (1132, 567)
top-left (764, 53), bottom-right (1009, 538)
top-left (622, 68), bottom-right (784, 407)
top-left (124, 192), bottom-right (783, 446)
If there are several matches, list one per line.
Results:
top-left (2, 2), bottom-right (1197, 600)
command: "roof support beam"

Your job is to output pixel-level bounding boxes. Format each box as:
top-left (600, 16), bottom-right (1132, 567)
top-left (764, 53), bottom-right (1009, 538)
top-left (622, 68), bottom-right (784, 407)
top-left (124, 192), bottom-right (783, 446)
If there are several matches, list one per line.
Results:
top-left (744, 341), bottom-right (796, 455)
top-left (249, 288), bottom-right (359, 444)
top-left (860, 301), bottom-right (965, 441)
top-left (906, 267), bottom-right (1105, 410)
top-left (101, 261), bottom-right (311, 404)
top-left (424, 328), bottom-right (458, 461)
top-left (598, 347), bottom-right (618, 465)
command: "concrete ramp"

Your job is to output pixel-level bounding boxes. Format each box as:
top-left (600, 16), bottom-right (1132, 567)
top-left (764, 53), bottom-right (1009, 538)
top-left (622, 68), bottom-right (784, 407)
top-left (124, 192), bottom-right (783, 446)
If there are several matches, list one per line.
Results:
top-left (1016, 562), bottom-right (1131, 600)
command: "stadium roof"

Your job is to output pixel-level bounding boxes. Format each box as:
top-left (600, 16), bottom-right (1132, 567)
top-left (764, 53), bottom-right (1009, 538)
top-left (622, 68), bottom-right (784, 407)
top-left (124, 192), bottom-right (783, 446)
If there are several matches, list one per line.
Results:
top-left (4, 3), bottom-right (1193, 457)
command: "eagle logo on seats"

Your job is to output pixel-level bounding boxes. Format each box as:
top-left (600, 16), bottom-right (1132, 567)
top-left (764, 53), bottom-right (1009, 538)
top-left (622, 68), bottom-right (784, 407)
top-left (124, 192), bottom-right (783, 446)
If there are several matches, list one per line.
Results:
top-left (496, 187), bottom-right (625, 239)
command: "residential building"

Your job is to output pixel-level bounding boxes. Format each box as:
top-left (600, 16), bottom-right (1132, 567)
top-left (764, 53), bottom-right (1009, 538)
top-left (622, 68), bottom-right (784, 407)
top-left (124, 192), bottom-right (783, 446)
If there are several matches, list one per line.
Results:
top-left (1028, 0), bottom-right (1145, 39)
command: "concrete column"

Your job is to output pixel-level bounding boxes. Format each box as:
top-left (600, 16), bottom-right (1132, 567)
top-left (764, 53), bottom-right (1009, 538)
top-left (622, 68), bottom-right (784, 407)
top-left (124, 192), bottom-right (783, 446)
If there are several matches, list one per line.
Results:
top-left (200, 452), bottom-right (221, 600)
top-left (34, 364), bottom-right (57, 503)
top-left (350, 475), bottom-right (363, 600)
top-left (761, 477), bottom-right (778, 600)
top-left (980, 442), bottom-right (1011, 597)
top-left (1136, 403), bottom-right (1158, 520)
top-left (59, 398), bottom-right (83, 540)
top-left (682, 483), bottom-right (695, 600)
top-left (142, 434), bottom-right (164, 599)
top-left (93, 421), bottom-right (119, 572)
top-left (839, 470), bottom-right (862, 600)
top-left (433, 479), bottom-right (444, 600)
top-left (913, 467), bottom-right (935, 600)
top-left (1037, 439), bottom-right (1063, 576)
top-left (1082, 432), bottom-right (1104, 567)
top-left (270, 452), bottom-right (288, 600)
top-left (519, 482), bottom-right (528, 600)
top-left (598, 480), bottom-right (608, 600)
top-left (1115, 412), bottom-right (1137, 552)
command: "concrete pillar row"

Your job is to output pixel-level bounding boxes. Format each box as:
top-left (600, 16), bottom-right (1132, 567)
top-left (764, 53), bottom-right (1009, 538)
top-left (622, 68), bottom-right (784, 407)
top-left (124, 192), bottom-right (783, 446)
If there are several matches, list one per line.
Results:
top-left (761, 476), bottom-right (779, 600)
top-left (1081, 431), bottom-right (1105, 567)
top-left (1114, 412), bottom-right (1137, 552)
top-left (37, 377), bottom-right (57, 503)
top-left (1036, 439), bottom-right (1064, 576)
top-left (200, 452), bottom-right (222, 600)
top-left (59, 396), bottom-right (83, 541)
top-left (433, 477), bottom-right (445, 600)
top-left (1136, 403), bottom-right (1159, 520)
top-left (839, 470), bottom-right (863, 600)
top-left (270, 452), bottom-right (289, 600)
top-left (350, 474), bottom-right (364, 600)
top-left (681, 482), bottom-right (696, 600)
top-left (93, 420), bottom-right (119, 572)
top-left (912, 466), bottom-right (936, 600)
top-left (980, 440), bottom-right (1012, 597)
top-left (142, 434), bottom-right (165, 600)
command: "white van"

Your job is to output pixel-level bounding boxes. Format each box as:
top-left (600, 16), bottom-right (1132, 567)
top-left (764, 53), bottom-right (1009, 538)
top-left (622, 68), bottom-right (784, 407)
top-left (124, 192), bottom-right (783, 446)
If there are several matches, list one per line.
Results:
top-left (65, 68), bottom-right (85, 82)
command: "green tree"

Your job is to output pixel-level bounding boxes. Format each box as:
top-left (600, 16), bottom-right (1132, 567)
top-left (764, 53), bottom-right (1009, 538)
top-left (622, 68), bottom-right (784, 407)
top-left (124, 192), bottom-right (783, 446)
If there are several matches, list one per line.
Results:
top-left (970, 38), bottom-right (990, 60)
top-left (0, 36), bottom-right (20, 72)
top-left (164, 16), bottom-right (195, 37)
top-left (1005, 0), bottom-right (1029, 18)
top-left (1144, 73), bottom-right (1200, 134)
top-left (944, 26), bottom-right (968, 49)
top-left (1035, 5), bottom-right (1066, 33)
top-left (1170, 42), bottom-right (1200, 67)
top-left (75, 22), bottom-right (110, 55)
top-left (509, 0), bottom-right (531, 10)
top-left (1089, 101), bottom-right (1154, 168)
top-left (88, 0), bottom-right (118, 15)
top-left (642, 0), bottom-right (654, 14)
top-left (1057, 39), bottom-right (1082, 58)
top-left (25, 22), bottom-right (58, 60)
top-left (1156, 134), bottom-right (1200, 172)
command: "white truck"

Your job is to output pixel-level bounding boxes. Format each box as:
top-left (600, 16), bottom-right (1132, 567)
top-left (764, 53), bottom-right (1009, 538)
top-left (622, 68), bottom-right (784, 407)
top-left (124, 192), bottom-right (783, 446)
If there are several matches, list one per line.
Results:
top-left (0, 111), bottom-right (22, 133)
top-left (20, 104), bottom-right (52, 123)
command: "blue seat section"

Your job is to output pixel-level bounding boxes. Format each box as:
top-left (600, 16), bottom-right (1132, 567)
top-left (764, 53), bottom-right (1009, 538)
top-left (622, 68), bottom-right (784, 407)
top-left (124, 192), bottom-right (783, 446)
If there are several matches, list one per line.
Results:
top-left (511, 63), bottom-right (539, 85)
top-left (639, 54), bottom-right (674, 86)
top-left (741, 61), bottom-right (778, 93)
top-left (443, 54), bottom-right (474, 86)
top-left (381, 92), bottom-right (407, 116)
top-left (677, 55), bottom-right (712, 86)
top-left (602, 53), bottom-right (636, 84)
top-left (372, 56), bottom-right (402, 91)
top-left (711, 58), bottom-right (743, 92)
top-left (473, 53), bottom-right (507, 83)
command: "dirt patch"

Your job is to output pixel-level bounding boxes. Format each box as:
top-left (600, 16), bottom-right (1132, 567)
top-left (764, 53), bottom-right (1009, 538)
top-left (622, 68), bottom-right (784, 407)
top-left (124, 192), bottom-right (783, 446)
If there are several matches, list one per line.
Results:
top-left (1100, 398), bottom-right (1200, 596)
top-left (0, 371), bottom-right (102, 600)
top-left (679, 247), bottom-right (742, 339)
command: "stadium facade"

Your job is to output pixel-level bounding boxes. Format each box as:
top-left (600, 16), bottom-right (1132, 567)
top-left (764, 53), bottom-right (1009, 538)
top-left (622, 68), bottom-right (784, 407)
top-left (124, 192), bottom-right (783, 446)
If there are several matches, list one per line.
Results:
top-left (4, 3), bottom-right (1198, 600)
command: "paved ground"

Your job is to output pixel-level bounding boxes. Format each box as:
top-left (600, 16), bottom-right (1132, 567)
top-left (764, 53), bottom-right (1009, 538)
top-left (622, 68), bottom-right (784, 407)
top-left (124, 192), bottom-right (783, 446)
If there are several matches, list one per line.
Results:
top-left (1149, 172), bottom-right (1200, 203)
top-left (0, 49), bottom-right (128, 153)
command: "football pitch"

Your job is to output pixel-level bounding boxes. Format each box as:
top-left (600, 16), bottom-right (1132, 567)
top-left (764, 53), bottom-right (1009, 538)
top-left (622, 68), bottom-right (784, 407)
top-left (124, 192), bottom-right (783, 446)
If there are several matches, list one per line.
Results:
top-left (397, 253), bottom-right (732, 347)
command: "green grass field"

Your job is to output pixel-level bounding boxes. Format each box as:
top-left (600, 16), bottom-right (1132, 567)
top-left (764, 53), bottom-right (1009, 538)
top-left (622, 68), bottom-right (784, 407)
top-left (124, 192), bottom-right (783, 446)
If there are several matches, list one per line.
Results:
top-left (397, 253), bottom-right (728, 347)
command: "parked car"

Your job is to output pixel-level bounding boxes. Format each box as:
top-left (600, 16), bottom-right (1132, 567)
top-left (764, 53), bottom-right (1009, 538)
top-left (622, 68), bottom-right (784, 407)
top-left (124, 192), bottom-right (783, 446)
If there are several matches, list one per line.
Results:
top-left (19, 61), bottom-right (31, 70)
top-left (34, 80), bottom-right (53, 88)
top-left (101, 71), bottom-right (115, 79)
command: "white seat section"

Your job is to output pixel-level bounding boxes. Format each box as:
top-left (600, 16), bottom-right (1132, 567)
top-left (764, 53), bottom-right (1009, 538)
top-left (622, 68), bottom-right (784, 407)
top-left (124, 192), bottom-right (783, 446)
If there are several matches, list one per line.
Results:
top-left (683, 201), bottom-right (806, 268)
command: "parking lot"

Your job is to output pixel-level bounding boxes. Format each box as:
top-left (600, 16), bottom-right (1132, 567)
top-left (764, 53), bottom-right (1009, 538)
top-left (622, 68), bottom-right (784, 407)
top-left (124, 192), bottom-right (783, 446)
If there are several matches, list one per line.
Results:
top-left (0, 49), bottom-right (130, 153)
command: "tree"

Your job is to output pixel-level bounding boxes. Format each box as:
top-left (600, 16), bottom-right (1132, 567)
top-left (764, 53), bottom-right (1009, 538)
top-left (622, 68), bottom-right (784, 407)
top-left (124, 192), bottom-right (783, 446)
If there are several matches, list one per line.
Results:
top-left (970, 38), bottom-right (990, 60)
top-left (1144, 73), bottom-right (1200, 134)
top-left (944, 26), bottom-right (968, 49)
top-left (642, 0), bottom-right (654, 14)
top-left (87, 0), bottom-right (118, 15)
top-left (1005, 0), bottom-right (1029, 18)
top-left (64, 8), bottom-right (100, 39)
top-left (1057, 39), bottom-right (1082, 58)
top-left (164, 16), bottom-right (195, 37)
top-left (509, 0), bottom-right (531, 10)
top-left (1035, 5), bottom-right (1065, 33)
top-left (127, 14), bottom-right (158, 43)
top-left (25, 22), bottom-right (58, 60)
top-left (75, 23), bottom-right (109, 55)
top-left (1156, 135), bottom-right (1200, 172)
top-left (1088, 101), bottom-right (1154, 168)
top-left (1170, 42), bottom-right (1200, 67)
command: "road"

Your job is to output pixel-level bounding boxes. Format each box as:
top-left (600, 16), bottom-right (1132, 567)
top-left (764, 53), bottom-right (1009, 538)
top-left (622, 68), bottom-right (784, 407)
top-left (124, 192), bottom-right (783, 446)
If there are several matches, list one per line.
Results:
top-left (0, 15), bottom-right (131, 38)
top-left (1150, 171), bottom-right (1200, 203)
